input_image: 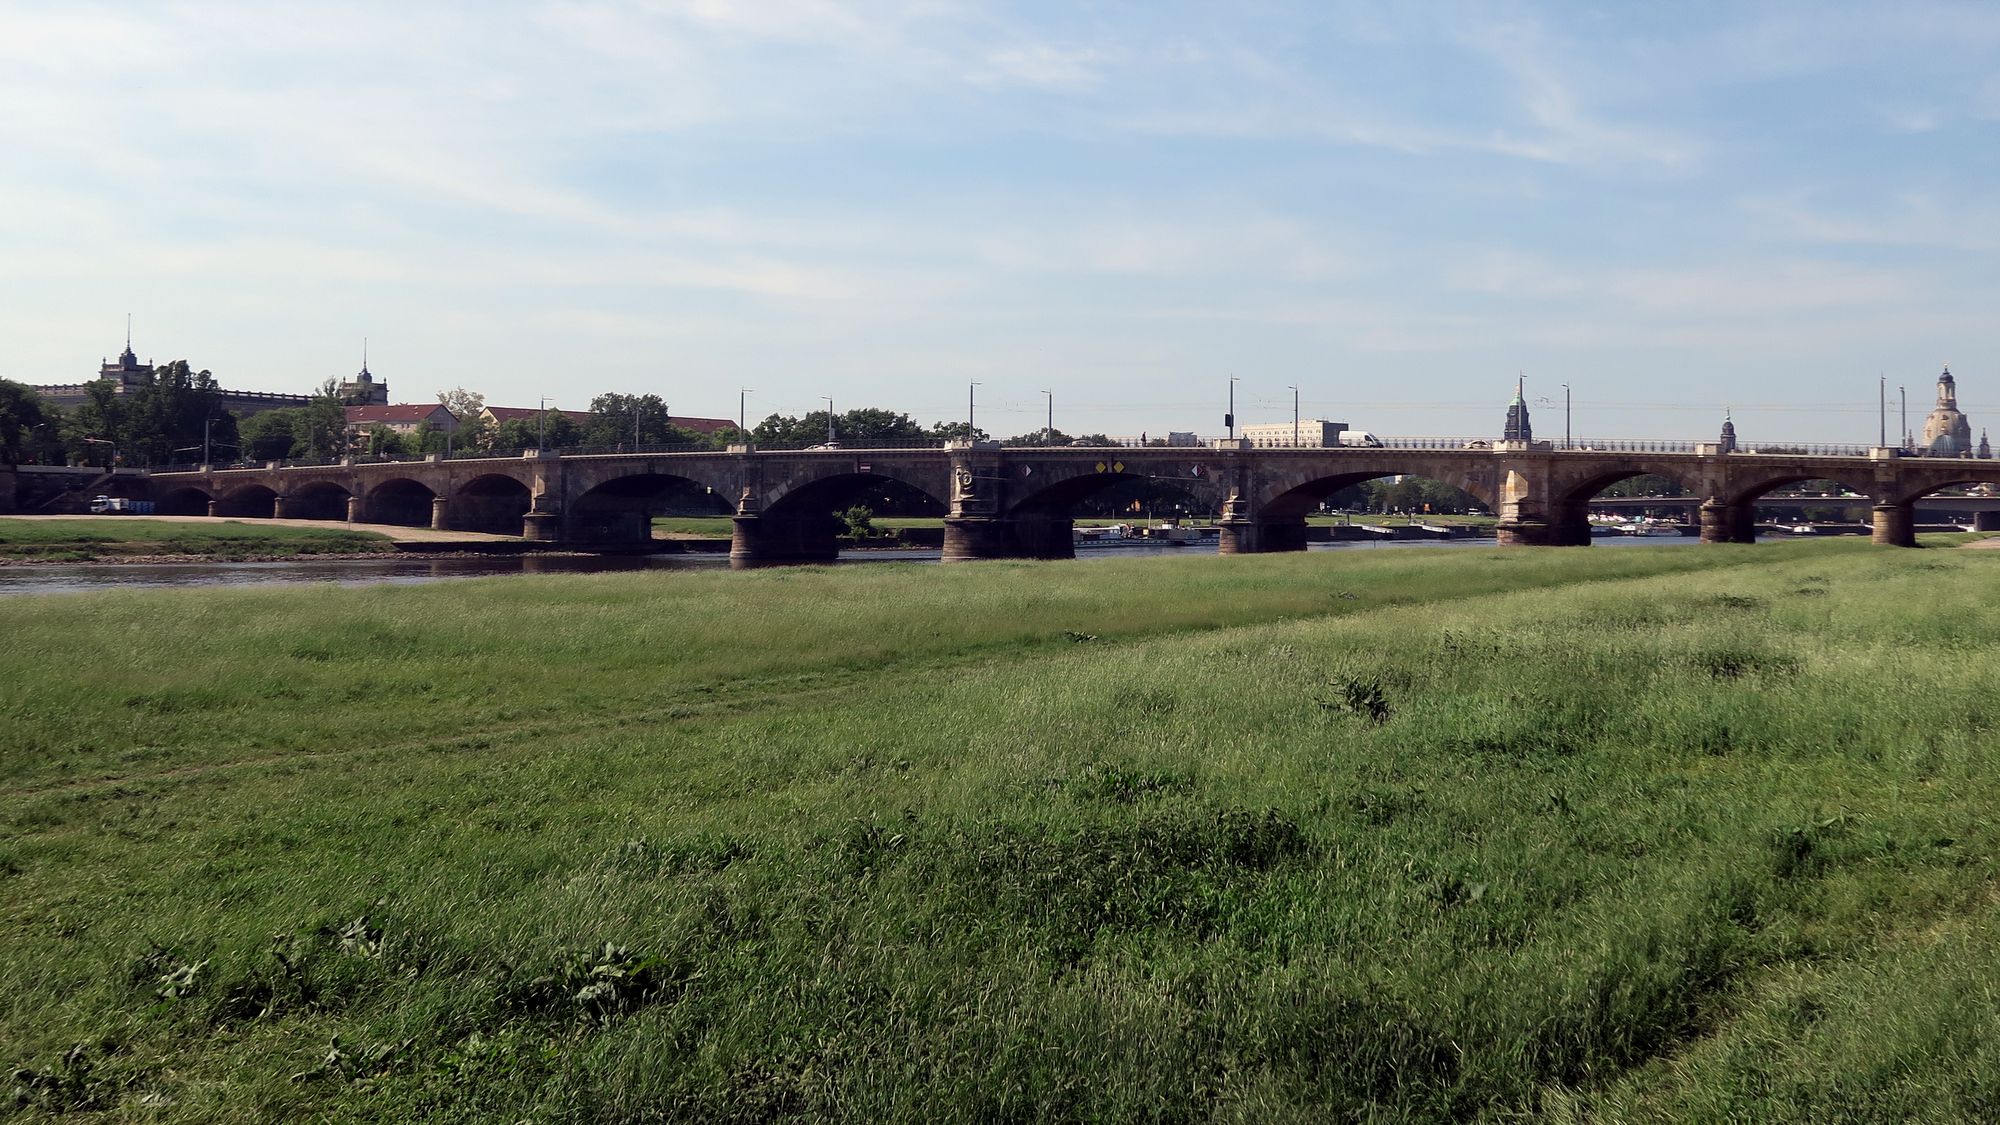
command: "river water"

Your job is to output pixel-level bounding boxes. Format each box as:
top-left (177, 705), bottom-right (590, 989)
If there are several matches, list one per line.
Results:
top-left (0, 534), bottom-right (1704, 597)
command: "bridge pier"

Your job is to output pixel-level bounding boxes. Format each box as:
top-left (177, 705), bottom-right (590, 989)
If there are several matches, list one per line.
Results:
top-left (430, 496), bottom-right (449, 531)
top-left (1699, 501), bottom-right (1754, 544)
top-left (730, 513), bottom-right (839, 567)
top-left (522, 511), bottom-right (561, 541)
top-left (1494, 518), bottom-right (1552, 547)
top-left (271, 496), bottom-right (287, 519)
top-left (206, 500), bottom-right (218, 517)
top-left (346, 495), bottom-right (364, 523)
top-left (1872, 503), bottom-right (1916, 547)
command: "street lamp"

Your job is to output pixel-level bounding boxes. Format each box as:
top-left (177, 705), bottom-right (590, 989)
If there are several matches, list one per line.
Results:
top-left (538, 396), bottom-right (549, 451)
top-left (1042, 389), bottom-right (1053, 443)
top-left (822, 396), bottom-right (836, 445)
top-left (1287, 384), bottom-right (1299, 446)
top-left (739, 388), bottom-right (752, 434)
top-left (1561, 383), bottom-right (1571, 450)
top-left (1227, 375), bottom-right (1240, 440)
top-left (968, 382), bottom-right (980, 441)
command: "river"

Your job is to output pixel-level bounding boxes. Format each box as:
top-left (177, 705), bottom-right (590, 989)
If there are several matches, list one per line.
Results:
top-left (0, 534), bottom-right (1705, 597)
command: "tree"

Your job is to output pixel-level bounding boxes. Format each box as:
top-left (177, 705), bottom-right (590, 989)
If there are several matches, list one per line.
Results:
top-left (437, 387), bottom-right (484, 422)
top-left (0, 379), bottom-right (49, 464)
top-left (492, 410), bottom-right (581, 452)
top-left (584, 393), bottom-right (692, 447)
top-left (238, 408), bottom-right (303, 460)
top-left (288, 378), bottom-right (351, 459)
top-left (926, 421), bottom-right (989, 443)
top-left (752, 407), bottom-right (928, 448)
top-left (365, 424), bottom-right (412, 459)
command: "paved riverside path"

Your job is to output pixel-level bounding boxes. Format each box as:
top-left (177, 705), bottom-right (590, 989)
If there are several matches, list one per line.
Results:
top-left (0, 513), bottom-right (518, 544)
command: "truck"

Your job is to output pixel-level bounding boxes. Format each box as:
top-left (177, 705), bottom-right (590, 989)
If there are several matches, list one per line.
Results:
top-left (89, 496), bottom-right (156, 514)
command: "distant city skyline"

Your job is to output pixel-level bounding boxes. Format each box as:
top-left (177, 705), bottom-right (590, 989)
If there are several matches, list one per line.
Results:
top-left (3, 2), bottom-right (1995, 443)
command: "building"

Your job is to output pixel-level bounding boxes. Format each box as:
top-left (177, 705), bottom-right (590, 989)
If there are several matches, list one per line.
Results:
top-left (1240, 420), bottom-right (1351, 447)
top-left (339, 363), bottom-right (389, 406)
top-left (29, 333), bottom-right (311, 417)
top-left (1920, 366), bottom-right (1973, 456)
top-left (1502, 378), bottom-right (1533, 443)
top-left (345, 404), bottom-right (458, 439)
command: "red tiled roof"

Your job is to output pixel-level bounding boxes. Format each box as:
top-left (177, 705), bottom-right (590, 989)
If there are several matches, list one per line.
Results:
top-left (667, 416), bottom-right (737, 434)
top-left (483, 406), bottom-right (594, 424)
top-left (346, 404), bottom-right (454, 424)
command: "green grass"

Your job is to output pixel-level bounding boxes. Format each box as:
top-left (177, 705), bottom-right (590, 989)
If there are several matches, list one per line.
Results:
top-left (5, 540), bottom-right (2000, 1120)
top-left (0, 519), bottom-right (393, 561)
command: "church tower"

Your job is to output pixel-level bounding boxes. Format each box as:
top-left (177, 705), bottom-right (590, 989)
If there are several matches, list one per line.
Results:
top-left (1502, 377), bottom-right (1533, 442)
top-left (1718, 411), bottom-right (1737, 454)
top-left (1920, 366), bottom-right (1973, 456)
top-left (1980, 429), bottom-right (1992, 460)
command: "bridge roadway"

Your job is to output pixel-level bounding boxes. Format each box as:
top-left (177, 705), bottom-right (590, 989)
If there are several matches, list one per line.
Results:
top-left (146, 440), bottom-right (2000, 563)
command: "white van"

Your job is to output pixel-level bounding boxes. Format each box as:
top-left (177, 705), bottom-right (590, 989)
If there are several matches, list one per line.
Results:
top-left (1336, 430), bottom-right (1383, 448)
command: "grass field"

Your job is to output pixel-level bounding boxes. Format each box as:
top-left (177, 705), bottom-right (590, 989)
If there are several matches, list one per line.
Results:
top-left (0, 519), bottom-right (393, 561)
top-left (5, 540), bottom-right (2000, 1120)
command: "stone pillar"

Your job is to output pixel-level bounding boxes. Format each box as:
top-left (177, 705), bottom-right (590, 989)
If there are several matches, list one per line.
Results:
top-left (271, 496), bottom-right (287, 519)
top-left (1493, 464), bottom-right (1551, 547)
top-left (430, 496), bottom-right (449, 531)
top-left (522, 511), bottom-right (561, 541)
top-left (1494, 518), bottom-right (1552, 547)
top-left (941, 518), bottom-right (1016, 562)
top-left (1872, 503), bottom-right (1915, 547)
top-left (1699, 499), bottom-right (1743, 544)
top-left (1215, 492), bottom-right (1255, 554)
top-left (346, 495), bottom-right (364, 523)
top-left (206, 500), bottom-right (219, 517)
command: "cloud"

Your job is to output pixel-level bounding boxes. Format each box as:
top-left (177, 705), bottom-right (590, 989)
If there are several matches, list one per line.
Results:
top-left (969, 44), bottom-right (1107, 91)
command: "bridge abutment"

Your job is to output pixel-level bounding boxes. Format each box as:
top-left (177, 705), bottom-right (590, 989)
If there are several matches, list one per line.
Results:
top-left (1872, 503), bottom-right (1916, 547)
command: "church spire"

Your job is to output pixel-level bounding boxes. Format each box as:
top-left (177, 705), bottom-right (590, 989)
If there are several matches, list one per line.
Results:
top-left (1718, 409), bottom-right (1736, 454)
top-left (1980, 428), bottom-right (1992, 460)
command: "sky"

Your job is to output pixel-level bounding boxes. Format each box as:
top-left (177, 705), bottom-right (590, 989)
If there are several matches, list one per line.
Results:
top-left (2, 1), bottom-right (1996, 444)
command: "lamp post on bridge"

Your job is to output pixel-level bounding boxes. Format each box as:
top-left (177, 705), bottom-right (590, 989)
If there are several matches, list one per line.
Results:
top-left (1562, 383), bottom-right (1571, 451)
top-left (968, 381), bottom-right (980, 441)
top-left (1042, 389), bottom-right (1053, 443)
top-left (822, 396), bottom-right (836, 445)
top-left (1226, 375), bottom-right (1240, 441)
top-left (1287, 384), bottom-right (1299, 446)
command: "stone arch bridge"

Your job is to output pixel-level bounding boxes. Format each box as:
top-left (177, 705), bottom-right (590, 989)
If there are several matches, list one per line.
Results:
top-left (147, 441), bottom-right (2000, 563)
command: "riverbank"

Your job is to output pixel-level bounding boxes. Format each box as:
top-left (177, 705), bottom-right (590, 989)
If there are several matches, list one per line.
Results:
top-left (10, 541), bottom-right (2000, 1119)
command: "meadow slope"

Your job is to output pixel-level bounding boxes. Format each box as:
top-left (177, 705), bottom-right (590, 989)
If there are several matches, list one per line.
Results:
top-left (4, 541), bottom-right (1999, 1122)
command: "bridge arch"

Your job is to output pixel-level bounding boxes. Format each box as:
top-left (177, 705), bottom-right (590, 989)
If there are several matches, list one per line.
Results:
top-left (286, 480), bottom-right (353, 522)
top-left (568, 471), bottom-right (736, 543)
top-left (156, 486), bottom-right (212, 516)
top-left (366, 477), bottom-right (437, 527)
top-left (215, 482), bottom-right (278, 518)
top-left (1726, 470), bottom-right (1877, 510)
top-left (1883, 471), bottom-right (2000, 508)
top-left (451, 474), bottom-right (533, 536)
